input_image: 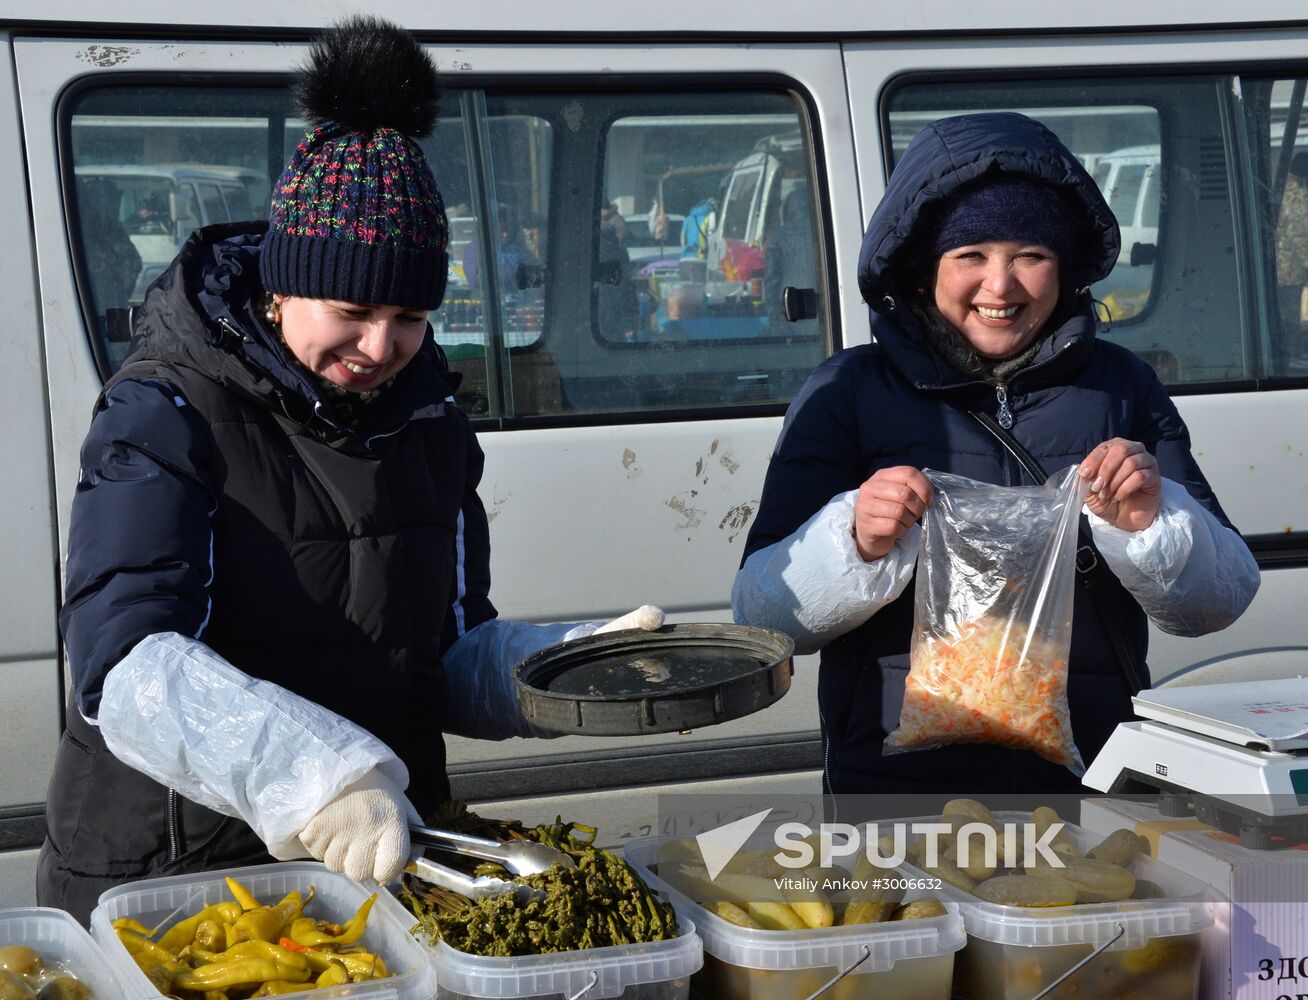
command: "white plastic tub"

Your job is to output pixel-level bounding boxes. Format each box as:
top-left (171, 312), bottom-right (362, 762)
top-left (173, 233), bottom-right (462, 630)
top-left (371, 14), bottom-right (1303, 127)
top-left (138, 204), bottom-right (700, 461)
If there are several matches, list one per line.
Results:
top-left (0, 906), bottom-right (124, 997)
top-left (89, 860), bottom-right (437, 1000)
top-left (898, 811), bottom-right (1216, 1000)
top-left (624, 836), bottom-right (966, 1000)
top-left (379, 887), bottom-right (701, 1000)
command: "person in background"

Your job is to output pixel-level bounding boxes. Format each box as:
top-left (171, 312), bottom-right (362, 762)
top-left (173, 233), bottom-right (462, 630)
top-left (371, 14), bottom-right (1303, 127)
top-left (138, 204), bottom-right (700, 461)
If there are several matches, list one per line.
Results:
top-left (680, 196), bottom-right (718, 261)
top-left (647, 197), bottom-right (670, 244)
top-left (39, 16), bottom-right (660, 922)
top-left (78, 177), bottom-right (143, 313)
top-left (733, 112), bottom-right (1259, 797)
top-left (597, 201), bottom-right (639, 341)
top-left (764, 185), bottom-right (817, 337)
top-left (461, 202), bottom-right (535, 292)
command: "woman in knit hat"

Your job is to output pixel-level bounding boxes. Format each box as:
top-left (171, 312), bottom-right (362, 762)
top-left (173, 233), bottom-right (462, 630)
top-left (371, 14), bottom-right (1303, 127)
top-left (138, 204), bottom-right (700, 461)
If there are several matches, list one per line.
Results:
top-left (38, 16), bottom-right (659, 920)
top-left (734, 112), bottom-right (1260, 798)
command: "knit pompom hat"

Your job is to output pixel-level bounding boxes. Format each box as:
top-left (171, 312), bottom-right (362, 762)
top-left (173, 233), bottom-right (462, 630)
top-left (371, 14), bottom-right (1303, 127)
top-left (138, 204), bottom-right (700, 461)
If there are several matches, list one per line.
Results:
top-left (260, 15), bottom-right (449, 310)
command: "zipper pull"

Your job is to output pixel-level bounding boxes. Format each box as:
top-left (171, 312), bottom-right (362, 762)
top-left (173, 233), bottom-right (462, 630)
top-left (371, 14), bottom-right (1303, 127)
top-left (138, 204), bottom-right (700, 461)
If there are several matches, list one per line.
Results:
top-left (219, 317), bottom-right (252, 344)
top-left (995, 384), bottom-right (1014, 429)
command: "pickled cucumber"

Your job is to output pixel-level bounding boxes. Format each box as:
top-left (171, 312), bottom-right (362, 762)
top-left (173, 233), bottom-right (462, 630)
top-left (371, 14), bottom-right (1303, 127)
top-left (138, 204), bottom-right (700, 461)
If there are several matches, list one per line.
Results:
top-left (1118, 933), bottom-right (1197, 974)
top-left (31, 978), bottom-right (91, 1000)
top-left (788, 897), bottom-right (835, 929)
top-left (746, 901), bottom-right (808, 931)
top-left (0, 971), bottom-right (34, 1000)
top-left (1086, 828), bottom-right (1149, 867)
top-left (943, 798), bottom-right (999, 826)
top-left (893, 899), bottom-right (948, 920)
top-left (921, 857), bottom-right (977, 894)
top-left (704, 901), bottom-right (763, 928)
top-left (1032, 805), bottom-right (1078, 856)
top-left (874, 833), bottom-right (924, 867)
top-left (841, 855), bottom-right (904, 925)
top-left (841, 899), bottom-right (899, 925)
top-left (0, 950), bottom-right (40, 978)
top-left (941, 809), bottom-right (1013, 866)
top-left (1044, 857), bottom-right (1136, 903)
top-left (973, 874), bottom-right (1078, 907)
top-left (942, 840), bottom-right (996, 881)
top-left (1052, 841), bottom-right (1080, 861)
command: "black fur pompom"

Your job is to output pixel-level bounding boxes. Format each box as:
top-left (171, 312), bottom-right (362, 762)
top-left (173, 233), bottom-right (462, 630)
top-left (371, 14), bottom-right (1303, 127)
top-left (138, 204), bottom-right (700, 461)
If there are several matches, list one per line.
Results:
top-left (295, 15), bottom-right (439, 138)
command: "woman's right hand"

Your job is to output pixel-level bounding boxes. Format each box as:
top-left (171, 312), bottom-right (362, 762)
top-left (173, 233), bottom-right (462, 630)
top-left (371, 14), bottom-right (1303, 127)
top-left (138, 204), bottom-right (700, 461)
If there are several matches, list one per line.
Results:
top-left (853, 466), bottom-right (933, 561)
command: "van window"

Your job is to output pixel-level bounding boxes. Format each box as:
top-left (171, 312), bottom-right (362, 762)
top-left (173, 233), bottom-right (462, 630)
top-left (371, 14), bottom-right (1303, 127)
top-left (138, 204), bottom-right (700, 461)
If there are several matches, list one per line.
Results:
top-left (197, 182), bottom-right (226, 225)
top-left (721, 168), bottom-right (761, 241)
top-left (411, 97), bottom-right (537, 418)
top-left (583, 96), bottom-right (826, 414)
top-left (1105, 164), bottom-right (1146, 226)
top-left (65, 83), bottom-right (828, 415)
top-left (67, 84), bottom-right (295, 369)
top-left (1257, 77), bottom-right (1308, 377)
top-left (221, 182), bottom-right (256, 224)
top-left (887, 75), bottom-right (1308, 388)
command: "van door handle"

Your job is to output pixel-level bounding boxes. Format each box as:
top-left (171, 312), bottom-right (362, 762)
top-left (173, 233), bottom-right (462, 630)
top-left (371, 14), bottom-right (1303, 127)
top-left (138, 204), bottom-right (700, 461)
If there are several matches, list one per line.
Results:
top-left (782, 286), bottom-right (818, 322)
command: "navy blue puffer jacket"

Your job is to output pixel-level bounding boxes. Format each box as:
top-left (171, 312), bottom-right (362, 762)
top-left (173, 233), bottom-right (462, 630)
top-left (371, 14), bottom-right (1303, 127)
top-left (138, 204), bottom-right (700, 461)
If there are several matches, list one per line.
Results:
top-left (741, 113), bottom-right (1236, 796)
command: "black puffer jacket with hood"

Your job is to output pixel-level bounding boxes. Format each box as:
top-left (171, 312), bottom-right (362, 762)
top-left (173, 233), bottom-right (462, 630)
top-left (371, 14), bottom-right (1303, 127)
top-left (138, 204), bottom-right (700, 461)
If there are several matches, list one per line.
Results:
top-left (742, 113), bottom-right (1237, 796)
top-left (40, 223), bottom-right (495, 921)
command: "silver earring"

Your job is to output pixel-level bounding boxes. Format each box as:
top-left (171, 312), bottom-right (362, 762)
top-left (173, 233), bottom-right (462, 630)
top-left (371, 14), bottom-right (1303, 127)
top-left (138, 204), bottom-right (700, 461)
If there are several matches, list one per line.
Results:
top-left (265, 303), bottom-right (281, 326)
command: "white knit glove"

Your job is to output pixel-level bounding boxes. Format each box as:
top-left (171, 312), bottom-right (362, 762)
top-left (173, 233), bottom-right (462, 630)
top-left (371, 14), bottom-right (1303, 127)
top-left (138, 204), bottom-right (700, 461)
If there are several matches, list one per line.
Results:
top-left (295, 768), bottom-right (421, 883)
top-left (571, 605), bottom-right (666, 639)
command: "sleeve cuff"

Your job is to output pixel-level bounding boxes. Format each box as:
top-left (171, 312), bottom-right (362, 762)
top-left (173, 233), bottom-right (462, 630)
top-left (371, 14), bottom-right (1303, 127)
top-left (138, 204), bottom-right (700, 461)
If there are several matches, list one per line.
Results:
top-left (732, 490), bottom-right (920, 654)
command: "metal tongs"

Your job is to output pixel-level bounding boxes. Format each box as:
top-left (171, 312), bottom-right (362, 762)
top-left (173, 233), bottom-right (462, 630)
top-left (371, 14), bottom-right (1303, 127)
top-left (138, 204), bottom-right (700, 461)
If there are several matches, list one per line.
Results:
top-left (404, 823), bottom-right (575, 903)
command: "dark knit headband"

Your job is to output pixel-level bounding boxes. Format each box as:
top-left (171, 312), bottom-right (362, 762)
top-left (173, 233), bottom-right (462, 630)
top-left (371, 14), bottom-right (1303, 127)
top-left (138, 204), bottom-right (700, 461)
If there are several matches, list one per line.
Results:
top-left (924, 175), bottom-right (1080, 263)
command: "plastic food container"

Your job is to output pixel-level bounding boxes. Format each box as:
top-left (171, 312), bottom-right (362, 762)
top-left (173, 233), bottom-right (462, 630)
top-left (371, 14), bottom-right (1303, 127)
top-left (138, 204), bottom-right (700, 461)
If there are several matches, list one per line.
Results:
top-left (0, 906), bottom-right (125, 997)
top-left (89, 860), bottom-right (437, 1000)
top-left (379, 888), bottom-right (701, 1000)
top-left (624, 836), bottom-right (966, 1000)
top-left (898, 811), bottom-right (1216, 1000)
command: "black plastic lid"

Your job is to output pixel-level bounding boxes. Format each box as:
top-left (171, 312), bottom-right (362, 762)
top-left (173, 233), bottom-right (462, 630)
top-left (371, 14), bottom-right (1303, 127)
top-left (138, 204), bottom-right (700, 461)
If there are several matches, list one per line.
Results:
top-left (513, 624), bottom-right (795, 736)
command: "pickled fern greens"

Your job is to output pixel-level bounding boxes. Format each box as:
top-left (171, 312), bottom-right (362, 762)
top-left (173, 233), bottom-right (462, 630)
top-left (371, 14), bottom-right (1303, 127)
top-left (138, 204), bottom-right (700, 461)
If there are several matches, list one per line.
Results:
top-left (398, 811), bottom-right (678, 957)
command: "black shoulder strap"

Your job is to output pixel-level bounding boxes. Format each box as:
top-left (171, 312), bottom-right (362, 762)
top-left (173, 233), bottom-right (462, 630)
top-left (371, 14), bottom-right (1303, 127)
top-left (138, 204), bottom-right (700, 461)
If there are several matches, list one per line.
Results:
top-left (969, 409), bottom-right (1145, 696)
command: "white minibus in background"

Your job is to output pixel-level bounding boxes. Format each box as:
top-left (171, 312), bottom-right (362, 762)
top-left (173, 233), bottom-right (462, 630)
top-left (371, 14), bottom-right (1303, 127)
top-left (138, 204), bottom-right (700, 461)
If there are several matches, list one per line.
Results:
top-left (2, 1), bottom-right (1307, 907)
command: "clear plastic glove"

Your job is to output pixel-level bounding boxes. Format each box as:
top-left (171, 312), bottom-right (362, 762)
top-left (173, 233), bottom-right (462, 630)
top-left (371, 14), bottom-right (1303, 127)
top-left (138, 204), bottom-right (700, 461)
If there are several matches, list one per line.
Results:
top-left (294, 768), bottom-right (421, 884)
top-left (99, 632), bottom-right (410, 859)
top-left (443, 606), bottom-right (666, 740)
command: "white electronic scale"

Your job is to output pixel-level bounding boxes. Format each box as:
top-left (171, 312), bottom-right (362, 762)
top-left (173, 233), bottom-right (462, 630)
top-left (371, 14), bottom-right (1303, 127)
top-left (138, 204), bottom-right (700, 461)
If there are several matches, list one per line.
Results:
top-left (1083, 676), bottom-right (1308, 848)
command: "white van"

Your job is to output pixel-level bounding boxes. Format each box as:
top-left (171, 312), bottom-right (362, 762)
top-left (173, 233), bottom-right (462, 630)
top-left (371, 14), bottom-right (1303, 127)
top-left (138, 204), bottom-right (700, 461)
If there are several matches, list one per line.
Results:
top-left (3, 3), bottom-right (1308, 907)
top-left (1087, 145), bottom-right (1162, 321)
top-left (1092, 144), bottom-right (1161, 256)
top-left (75, 163), bottom-right (266, 299)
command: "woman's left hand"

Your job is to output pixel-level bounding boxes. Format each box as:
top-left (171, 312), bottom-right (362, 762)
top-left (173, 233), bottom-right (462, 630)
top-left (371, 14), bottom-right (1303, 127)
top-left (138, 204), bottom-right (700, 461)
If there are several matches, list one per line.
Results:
top-left (1079, 438), bottom-right (1161, 532)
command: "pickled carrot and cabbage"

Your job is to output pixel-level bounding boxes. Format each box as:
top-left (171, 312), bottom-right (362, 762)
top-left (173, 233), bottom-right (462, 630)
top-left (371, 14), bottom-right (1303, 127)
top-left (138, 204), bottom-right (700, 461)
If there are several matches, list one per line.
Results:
top-left (884, 616), bottom-right (1079, 767)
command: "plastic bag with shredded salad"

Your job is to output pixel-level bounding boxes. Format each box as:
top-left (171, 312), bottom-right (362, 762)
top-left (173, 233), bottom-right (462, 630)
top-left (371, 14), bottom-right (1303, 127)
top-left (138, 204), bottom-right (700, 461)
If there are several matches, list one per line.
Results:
top-left (883, 465), bottom-right (1090, 773)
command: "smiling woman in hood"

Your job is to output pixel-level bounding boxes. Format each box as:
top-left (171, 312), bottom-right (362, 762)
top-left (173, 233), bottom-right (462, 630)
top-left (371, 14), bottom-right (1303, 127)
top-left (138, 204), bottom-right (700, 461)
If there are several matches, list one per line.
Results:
top-left (732, 111), bottom-right (1259, 799)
